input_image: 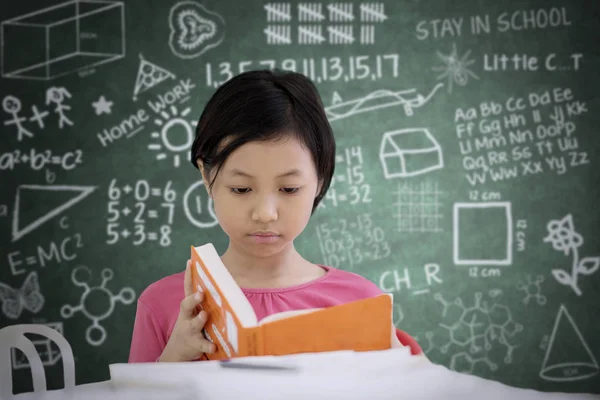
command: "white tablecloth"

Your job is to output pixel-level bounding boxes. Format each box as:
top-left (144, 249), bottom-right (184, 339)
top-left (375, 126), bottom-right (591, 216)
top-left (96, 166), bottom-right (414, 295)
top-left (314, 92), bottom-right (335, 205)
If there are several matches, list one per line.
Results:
top-left (11, 349), bottom-right (600, 400)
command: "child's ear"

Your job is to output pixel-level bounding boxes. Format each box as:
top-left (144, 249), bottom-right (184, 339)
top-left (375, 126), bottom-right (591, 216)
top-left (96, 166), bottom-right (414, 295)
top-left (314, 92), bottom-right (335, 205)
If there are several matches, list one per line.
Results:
top-left (315, 180), bottom-right (323, 197)
top-left (196, 158), bottom-right (212, 197)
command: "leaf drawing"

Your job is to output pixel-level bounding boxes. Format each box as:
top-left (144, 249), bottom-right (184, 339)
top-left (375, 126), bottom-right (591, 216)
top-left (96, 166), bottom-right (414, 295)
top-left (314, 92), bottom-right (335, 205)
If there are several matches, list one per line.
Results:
top-left (577, 257), bottom-right (600, 276)
top-left (551, 269), bottom-right (572, 286)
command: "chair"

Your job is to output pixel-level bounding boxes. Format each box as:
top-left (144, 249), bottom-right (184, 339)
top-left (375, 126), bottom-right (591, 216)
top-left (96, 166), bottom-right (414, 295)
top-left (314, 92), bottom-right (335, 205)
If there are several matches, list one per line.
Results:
top-left (0, 324), bottom-right (75, 399)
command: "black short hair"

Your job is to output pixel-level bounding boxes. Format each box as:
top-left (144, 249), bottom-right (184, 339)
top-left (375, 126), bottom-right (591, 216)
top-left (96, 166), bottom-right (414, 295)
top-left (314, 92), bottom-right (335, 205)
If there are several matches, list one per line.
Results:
top-left (190, 69), bottom-right (335, 214)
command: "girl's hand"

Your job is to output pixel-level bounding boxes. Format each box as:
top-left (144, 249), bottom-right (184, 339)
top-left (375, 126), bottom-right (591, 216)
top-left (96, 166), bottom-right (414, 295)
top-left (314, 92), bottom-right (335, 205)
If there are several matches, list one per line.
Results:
top-left (158, 260), bottom-right (216, 362)
top-left (391, 325), bottom-right (430, 361)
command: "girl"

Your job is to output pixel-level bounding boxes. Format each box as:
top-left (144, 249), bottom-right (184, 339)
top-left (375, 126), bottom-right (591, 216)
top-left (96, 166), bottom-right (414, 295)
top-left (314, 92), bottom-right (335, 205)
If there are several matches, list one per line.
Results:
top-left (128, 69), bottom-right (423, 363)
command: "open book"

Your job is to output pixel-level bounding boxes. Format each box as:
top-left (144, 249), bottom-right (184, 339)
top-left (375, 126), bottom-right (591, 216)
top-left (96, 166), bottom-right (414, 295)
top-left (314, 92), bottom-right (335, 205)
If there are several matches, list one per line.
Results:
top-left (190, 243), bottom-right (394, 360)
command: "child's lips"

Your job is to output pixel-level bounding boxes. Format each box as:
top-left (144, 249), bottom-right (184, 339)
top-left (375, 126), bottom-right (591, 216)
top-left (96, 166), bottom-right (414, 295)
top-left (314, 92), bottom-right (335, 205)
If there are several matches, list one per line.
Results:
top-left (249, 231), bottom-right (279, 236)
top-left (249, 233), bottom-right (280, 243)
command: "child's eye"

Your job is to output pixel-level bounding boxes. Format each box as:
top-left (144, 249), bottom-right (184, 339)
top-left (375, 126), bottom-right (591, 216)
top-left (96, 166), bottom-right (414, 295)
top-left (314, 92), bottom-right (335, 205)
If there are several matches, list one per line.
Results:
top-left (231, 187), bottom-right (251, 194)
top-left (281, 187), bottom-right (299, 194)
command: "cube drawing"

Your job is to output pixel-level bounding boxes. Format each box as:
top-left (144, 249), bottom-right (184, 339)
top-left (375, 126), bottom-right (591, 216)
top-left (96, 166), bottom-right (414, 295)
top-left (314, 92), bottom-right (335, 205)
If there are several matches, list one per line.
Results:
top-left (1, 0), bottom-right (125, 80)
top-left (379, 128), bottom-right (443, 178)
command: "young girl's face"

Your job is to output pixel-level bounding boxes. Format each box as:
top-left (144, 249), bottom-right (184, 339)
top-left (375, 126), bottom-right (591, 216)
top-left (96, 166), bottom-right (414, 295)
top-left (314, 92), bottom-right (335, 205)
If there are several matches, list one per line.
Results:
top-left (205, 136), bottom-right (320, 258)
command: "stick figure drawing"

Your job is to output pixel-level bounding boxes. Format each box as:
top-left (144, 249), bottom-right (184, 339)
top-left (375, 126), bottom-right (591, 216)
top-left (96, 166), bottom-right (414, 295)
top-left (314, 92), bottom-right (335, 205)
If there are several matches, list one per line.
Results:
top-left (45, 87), bottom-right (73, 129)
top-left (2, 95), bottom-right (34, 141)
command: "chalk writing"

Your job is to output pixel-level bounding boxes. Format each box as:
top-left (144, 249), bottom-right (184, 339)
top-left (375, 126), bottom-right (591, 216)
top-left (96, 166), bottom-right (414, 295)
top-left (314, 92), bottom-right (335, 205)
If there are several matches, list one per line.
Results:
top-left (106, 179), bottom-right (176, 247)
top-left (455, 87), bottom-right (590, 185)
top-left (416, 7), bottom-right (572, 40)
top-left (319, 146), bottom-right (371, 208)
top-left (7, 233), bottom-right (83, 275)
top-left (205, 54), bottom-right (399, 88)
top-left (379, 264), bottom-right (443, 295)
top-left (0, 149), bottom-right (83, 171)
top-left (315, 213), bottom-right (391, 269)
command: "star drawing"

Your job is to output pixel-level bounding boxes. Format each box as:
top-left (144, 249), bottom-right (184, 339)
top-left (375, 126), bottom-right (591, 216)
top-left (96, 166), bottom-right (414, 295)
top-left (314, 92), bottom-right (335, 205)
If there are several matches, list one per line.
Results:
top-left (92, 96), bottom-right (114, 115)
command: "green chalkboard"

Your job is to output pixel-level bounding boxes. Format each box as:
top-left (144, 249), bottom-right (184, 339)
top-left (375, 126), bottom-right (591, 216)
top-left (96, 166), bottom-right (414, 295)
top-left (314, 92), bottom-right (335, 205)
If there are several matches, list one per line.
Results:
top-left (1, 0), bottom-right (599, 395)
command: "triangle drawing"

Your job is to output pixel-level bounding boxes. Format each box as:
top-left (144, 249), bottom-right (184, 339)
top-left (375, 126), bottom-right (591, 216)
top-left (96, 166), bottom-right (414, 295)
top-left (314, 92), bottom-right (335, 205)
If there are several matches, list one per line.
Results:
top-left (539, 304), bottom-right (599, 382)
top-left (331, 91), bottom-right (343, 105)
top-left (11, 185), bottom-right (97, 242)
top-left (132, 53), bottom-right (176, 101)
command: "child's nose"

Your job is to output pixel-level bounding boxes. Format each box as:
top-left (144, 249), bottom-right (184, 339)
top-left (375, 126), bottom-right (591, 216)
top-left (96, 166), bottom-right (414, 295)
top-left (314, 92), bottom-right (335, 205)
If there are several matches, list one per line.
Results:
top-left (251, 194), bottom-right (278, 222)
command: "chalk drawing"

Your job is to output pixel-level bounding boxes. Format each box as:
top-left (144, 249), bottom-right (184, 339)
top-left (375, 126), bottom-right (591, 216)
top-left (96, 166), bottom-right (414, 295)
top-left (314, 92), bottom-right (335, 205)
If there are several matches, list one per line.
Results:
top-left (331, 91), bottom-right (343, 105)
top-left (380, 128), bottom-right (444, 178)
top-left (264, 3), bottom-right (385, 45)
top-left (132, 53), bottom-right (176, 101)
top-left (91, 95), bottom-right (113, 115)
top-left (432, 43), bottom-right (479, 94)
top-left (0, 1), bottom-right (125, 81)
top-left (325, 83), bottom-right (443, 122)
top-left (327, 3), bottom-right (353, 22)
top-left (327, 25), bottom-right (354, 45)
top-left (517, 275), bottom-right (546, 305)
top-left (360, 3), bottom-right (387, 23)
top-left (11, 184), bottom-right (97, 242)
top-left (540, 305), bottom-right (599, 382)
top-left (422, 292), bottom-right (522, 374)
top-left (45, 87), bottom-right (73, 128)
top-left (168, 1), bottom-right (225, 59)
top-left (453, 202), bottom-right (513, 266)
top-left (148, 105), bottom-right (196, 167)
top-left (183, 180), bottom-right (218, 228)
top-left (2, 95), bottom-right (34, 141)
top-left (264, 3), bottom-right (292, 22)
top-left (543, 214), bottom-right (598, 296)
top-left (264, 25), bottom-right (292, 45)
top-left (29, 105), bottom-right (49, 129)
top-left (360, 25), bottom-right (375, 45)
top-left (298, 3), bottom-right (325, 22)
top-left (0, 271), bottom-right (44, 319)
top-left (298, 25), bottom-right (325, 45)
top-left (60, 265), bottom-right (135, 347)
top-left (393, 181), bottom-right (443, 233)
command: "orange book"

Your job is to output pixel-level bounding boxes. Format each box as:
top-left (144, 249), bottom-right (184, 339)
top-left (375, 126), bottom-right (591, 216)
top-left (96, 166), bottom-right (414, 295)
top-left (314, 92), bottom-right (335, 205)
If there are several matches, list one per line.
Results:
top-left (190, 243), bottom-right (394, 361)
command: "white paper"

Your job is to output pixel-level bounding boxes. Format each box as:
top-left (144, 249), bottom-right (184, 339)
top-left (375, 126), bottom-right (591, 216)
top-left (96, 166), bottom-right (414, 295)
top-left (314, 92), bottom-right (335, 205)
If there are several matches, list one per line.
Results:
top-left (111, 349), bottom-right (600, 400)
top-left (3, 325), bottom-right (598, 400)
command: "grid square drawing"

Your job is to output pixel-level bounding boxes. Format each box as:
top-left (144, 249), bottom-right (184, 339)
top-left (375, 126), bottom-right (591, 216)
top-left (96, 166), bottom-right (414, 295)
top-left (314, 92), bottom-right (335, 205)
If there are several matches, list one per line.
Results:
top-left (453, 202), bottom-right (513, 266)
top-left (393, 181), bottom-right (443, 233)
top-left (1, 1), bottom-right (125, 80)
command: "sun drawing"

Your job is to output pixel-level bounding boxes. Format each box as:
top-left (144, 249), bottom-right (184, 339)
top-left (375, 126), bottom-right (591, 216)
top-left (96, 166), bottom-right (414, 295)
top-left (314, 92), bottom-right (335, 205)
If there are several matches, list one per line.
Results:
top-left (147, 105), bottom-right (196, 167)
top-left (432, 43), bottom-right (479, 94)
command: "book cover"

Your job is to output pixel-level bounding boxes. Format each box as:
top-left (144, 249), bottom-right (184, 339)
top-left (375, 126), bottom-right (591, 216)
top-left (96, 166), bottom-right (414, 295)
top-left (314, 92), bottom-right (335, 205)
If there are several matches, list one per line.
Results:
top-left (190, 243), bottom-right (393, 360)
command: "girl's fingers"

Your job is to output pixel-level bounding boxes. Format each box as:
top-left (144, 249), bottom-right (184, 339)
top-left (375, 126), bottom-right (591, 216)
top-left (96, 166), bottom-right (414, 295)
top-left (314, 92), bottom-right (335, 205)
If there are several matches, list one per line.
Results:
top-left (183, 260), bottom-right (193, 297)
top-left (179, 290), bottom-right (204, 318)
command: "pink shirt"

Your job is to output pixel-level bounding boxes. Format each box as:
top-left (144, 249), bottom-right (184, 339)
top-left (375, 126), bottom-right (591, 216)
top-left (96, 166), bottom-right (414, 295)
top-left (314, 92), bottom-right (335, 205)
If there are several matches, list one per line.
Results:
top-left (128, 265), bottom-right (421, 362)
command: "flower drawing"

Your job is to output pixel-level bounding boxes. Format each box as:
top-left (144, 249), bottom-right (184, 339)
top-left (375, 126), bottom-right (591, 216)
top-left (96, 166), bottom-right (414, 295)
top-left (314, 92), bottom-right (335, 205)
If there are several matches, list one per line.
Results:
top-left (543, 214), bottom-right (599, 296)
